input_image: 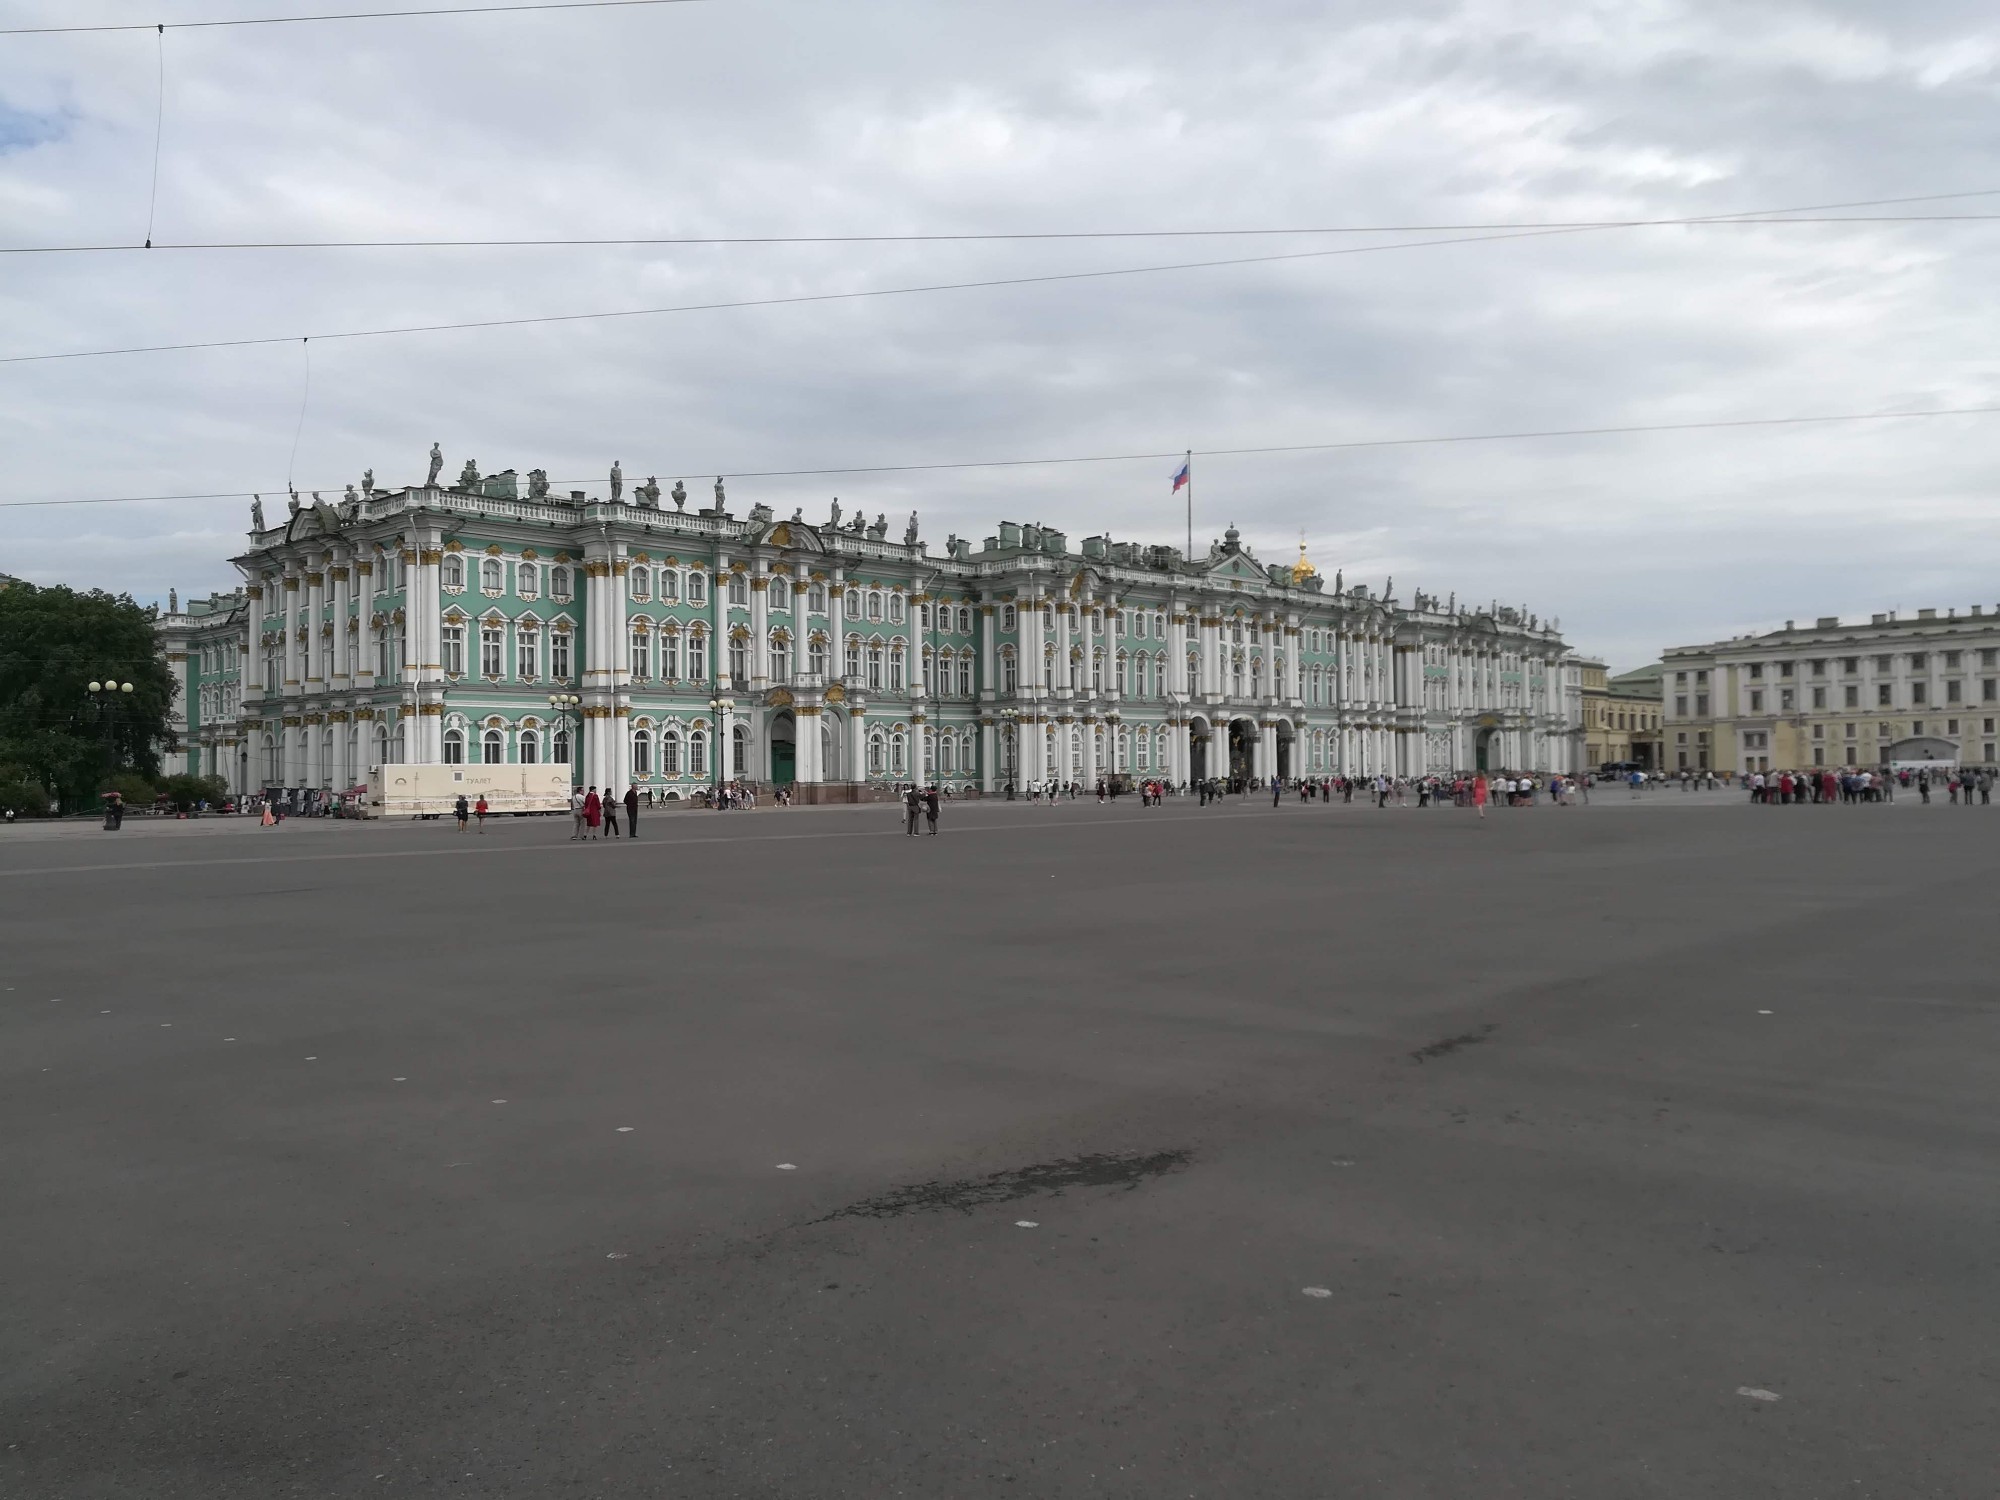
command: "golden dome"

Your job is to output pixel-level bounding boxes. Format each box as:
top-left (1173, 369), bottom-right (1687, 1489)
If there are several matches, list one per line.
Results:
top-left (1290, 536), bottom-right (1319, 586)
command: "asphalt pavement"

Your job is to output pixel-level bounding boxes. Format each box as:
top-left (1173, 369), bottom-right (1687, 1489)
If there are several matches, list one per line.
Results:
top-left (2, 789), bottom-right (1994, 1497)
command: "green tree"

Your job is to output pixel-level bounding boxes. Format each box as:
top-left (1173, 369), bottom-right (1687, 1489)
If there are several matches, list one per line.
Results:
top-left (0, 584), bottom-right (176, 812)
top-left (158, 772), bottom-right (228, 811)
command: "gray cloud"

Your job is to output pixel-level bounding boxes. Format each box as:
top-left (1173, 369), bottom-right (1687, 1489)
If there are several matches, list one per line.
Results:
top-left (2, 0), bottom-right (1998, 668)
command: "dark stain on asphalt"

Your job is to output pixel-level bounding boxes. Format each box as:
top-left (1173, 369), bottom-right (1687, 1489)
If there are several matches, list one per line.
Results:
top-left (813, 1149), bottom-right (1191, 1223)
top-left (1410, 1024), bottom-right (1498, 1064)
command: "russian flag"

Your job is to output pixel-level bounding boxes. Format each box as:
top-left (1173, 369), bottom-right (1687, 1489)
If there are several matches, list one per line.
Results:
top-left (1171, 459), bottom-right (1190, 493)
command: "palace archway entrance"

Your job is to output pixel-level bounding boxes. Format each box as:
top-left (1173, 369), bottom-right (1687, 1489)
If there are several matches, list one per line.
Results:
top-left (1275, 720), bottom-right (1295, 780)
top-left (1228, 718), bottom-right (1257, 783)
top-left (768, 711), bottom-right (796, 784)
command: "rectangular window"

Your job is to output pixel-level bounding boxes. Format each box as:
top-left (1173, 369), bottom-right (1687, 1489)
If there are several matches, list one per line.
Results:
top-left (1675, 671), bottom-right (1687, 686)
top-left (1844, 685), bottom-right (1858, 707)
top-left (1842, 657), bottom-right (1858, 673)
top-left (1810, 659), bottom-right (1826, 676)
top-left (1779, 689), bottom-right (1794, 710)
top-left (1748, 663), bottom-right (1764, 680)
top-left (1780, 662), bottom-right (1794, 678)
top-left (661, 633), bottom-right (680, 681)
top-left (1749, 690), bottom-right (1764, 712)
top-left (1947, 680), bottom-right (1962, 702)
top-left (1909, 653), bottom-right (1928, 670)
top-left (1947, 718), bottom-right (1960, 736)
top-left (1875, 655), bottom-right (1892, 671)
top-left (481, 627), bottom-right (503, 678)
top-left (442, 624), bottom-right (466, 677)
top-left (1811, 687), bottom-right (1826, 709)
top-left (1845, 722), bottom-right (1855, 739)
top-left (517, 565), bottom-right (538, 601)
top-left (631, 631), bottom-right (651, 680)
top-left (1945, 651), bottom-right (1961, 668)
top-left (551, 632), bottom-right (572, 681)
top-left (1986, 680), bottom-right (1998, 702)
top-left (1695, 694), bottom-right (1709, 716)
top-left (1696, 670), bottom-right (1709, 686)
top-left (687, 635), bottom-right (708, 682)
top-left (1813, 747), bottom-right (1824, 765)
top-left (1912, 682), bottom-right (1928, 705)
top-left (1983, 649), bottom-right (1998, 668)
top-left (1878, 684), bottom-right (1892, 707)
top-left (517, 630), bottom-right (538, 681)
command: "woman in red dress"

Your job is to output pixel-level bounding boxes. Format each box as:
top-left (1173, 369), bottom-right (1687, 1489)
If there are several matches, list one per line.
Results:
top-left (1472, 773), bottom-right (1489, 820)
top-left (583, 786), bottom-right (603, 839)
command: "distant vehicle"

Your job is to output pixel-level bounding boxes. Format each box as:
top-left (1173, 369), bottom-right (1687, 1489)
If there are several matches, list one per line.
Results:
top-left (1600, 760), bottom-right (1644, 777)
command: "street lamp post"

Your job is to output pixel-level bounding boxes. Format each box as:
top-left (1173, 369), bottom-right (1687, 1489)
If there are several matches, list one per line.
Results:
top-left (708, 695), bottom-right (735, 807)
top-left (999, 706), bottom-right (1019, 799)
top-left (86, 678), bottom-right (135, 822)
top-left (547, 693), bottom-right (581, 788)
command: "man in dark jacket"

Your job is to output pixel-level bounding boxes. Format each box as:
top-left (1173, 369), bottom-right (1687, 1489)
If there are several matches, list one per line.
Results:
top-left (904, 786), bottom-right (922, 836)
top-left (623, 783), bottom-right (640, 839)
top-left (924, 785), bottom-right (940, 835)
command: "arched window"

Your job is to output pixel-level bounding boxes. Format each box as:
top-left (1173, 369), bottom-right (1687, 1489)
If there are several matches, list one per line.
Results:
top-left (661, 730), bottom-right (682, 776)
top-left (867, 591), bottom-right (883, 622)
top-left (629, 566), bottom-right (651, 602)
top-left (867, 640), bottom-right (885, 691)
top-left (844, 635), bottom-right (862, 680)
top-left (808, 634), bottom-right (830, 676)
top-left (1187, 654), bottom-right (1200, 695)
top-left (888, 594), bottom-right (905, 624)
top-left (939, 735), bottom-right (955, 774)
top-left (770, 631), bottom-right (792, 681)
top-left (731, 723), bottom-right (749, 777)
top-left (516, 622), bottom-right (540, 681)
top-left (264, 733), bottom-right (278, 783)
top-left (890, 729), bottom-right (908, 774)
top-left (807, 583), bottom-right (827, 614)
top-left (1001, 605), bottom-right (1016, 632)
top-left (687, 571), bottom-right (707, 605)
top-left (375, 724), bottom-right (390, 768)
top-left (867, 728), bottom-right (886, 775)
top-left (660, 568), bottom-right (679, 603)
top-left (632, 730), bottom-right (652, 777)
top-left (551, 565), bottom-right (573, 602)
top-left (1001, 647), bottom-right (1018, 693)
top-left (481, 623), bottom-right (504, 678)
top-left (956, 651), bottom-right (973, 697)
top-left (520, 728), bottom-right (540, 764)
top-left (689, 729), bottom-right (708, 777)
top-left (1091, 649), bottom-right (1104, 691)
top-left (481, 558), bottom-right (503, 593)
top-left (1136, 728), bottom-right (1151, 769)
top-left (441, 555), bottom-right (465, 590)
top-left (769, 577), bottom-right (790, 611)
top-left (517, 564), bottom-right (539, 601)
top-left (553, 727), bottom-right (571, 764)
top-left (728, 635), bottom-right (748, 683)
top-left (889, 642), bottom-right (906, 692)
top-left (443, 728), bottom-right (465, 764)
top-left (728, 573), bottom-right (748, 606)
top-left (482, 728), bottom-right (503, 764)
top-left (957, 606), bottom-right (972, 635)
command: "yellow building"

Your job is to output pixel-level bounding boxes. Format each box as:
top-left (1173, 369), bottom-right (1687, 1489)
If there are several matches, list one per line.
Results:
top-left (1663, 607), bottom-right (2000, 775)
top-left (1578, 658), bottom-right (1664, 770)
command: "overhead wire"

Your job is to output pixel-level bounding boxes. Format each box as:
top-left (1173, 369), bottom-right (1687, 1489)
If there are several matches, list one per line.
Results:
top-left (4, 188), bottom-right (1989, 366)
top-left (6, 189), bottom-right (2000, 255)
top-left (0, 0), bottom-right (707, 37)
top-left (4, 399), bottom-right (1997, 510)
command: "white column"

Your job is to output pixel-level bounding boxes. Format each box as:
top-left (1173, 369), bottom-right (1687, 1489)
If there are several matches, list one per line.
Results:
top-left (751, 564), bottom-right (770, 689)
top-left (1081, 717), bottom-right (1098, 785)
top-left (305, 566), bottom-right (326, 689)
top-left (354, 559), bottom-right (376, 687)
top-left (243, 582), bottom-right (266, 699)
top-left (829, 569), bottom-right (846, 686)
top-left (331, 558), bottom-right (352, 686)
top-left (847, 709), bottom-right (866, 783)
top-left (979, 603), bottom-right (996, 700)
top-left (981, 719), bottom-right (996, 791)
top-left (282, 572), bottom-right (302, 695)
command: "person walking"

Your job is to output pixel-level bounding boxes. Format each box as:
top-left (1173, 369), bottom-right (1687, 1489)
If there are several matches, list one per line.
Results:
top-left (1473, 772), bottom-right (1490, 820)
top-left (453, 793), bottom-right (469, 833)
top-left (570, 786), bottom-right (587, 840)
top-left (603, 788), bottom-right (621, 838)
top-left (583, 785), bottom-right (602, 839)
top-left (624, 783), bottom-right (640, 838)
top-left (924, 785), bottom-right (940, 835)
top-left (1273, 779), bottom-right (1283, 808)
top-left (473, 793), bottom-right (488, 833)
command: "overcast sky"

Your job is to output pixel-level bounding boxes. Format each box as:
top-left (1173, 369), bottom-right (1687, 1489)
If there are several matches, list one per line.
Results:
top-left (3, 0), bottom-right (1998, 669)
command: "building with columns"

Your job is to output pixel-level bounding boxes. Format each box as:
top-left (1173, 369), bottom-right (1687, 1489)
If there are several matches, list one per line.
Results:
top-left (156, 473), bottom-right (1582, 798)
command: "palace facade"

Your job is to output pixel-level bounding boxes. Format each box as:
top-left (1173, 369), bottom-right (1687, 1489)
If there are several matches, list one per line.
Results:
top-left (1662, 606), bottom-right (2000, 775)
top-left (156, 469), bottom-right (1583, 796)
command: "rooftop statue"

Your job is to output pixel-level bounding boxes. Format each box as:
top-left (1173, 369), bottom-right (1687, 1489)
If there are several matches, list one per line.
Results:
top-left (528, 469), bottom-right (550, 499)
top-left (458, 459), bottom-right (479, 490)
top-left (828, 497), bottom-right (842, 528)
top-left (361, 468), bottom-right (374, 496)
top-left (670, 479), bottom-right (687, 510)
top-left (713, 476), bottom-right (727, 509)
top-left (904, 511), bottom-right (919, 546)
top-left (609, 461), bottom-right (623, 503)
top-left (426, 443), bottom-right (443, 487)
top-left (251, 496), bottom-right (266, 531)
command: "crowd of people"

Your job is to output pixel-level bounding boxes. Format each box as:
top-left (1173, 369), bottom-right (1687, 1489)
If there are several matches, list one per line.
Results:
top-left (1744, 766), bottom-right (1994, 805)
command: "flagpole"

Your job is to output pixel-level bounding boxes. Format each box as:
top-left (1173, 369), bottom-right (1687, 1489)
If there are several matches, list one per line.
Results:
top-left (1185, 448), bottom-right (1193, 560)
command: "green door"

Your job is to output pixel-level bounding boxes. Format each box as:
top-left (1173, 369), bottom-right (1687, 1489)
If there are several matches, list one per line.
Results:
top-left (771, 740), bottom-right (796, 784)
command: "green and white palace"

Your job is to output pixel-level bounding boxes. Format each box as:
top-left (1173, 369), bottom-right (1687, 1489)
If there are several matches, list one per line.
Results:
top-left (155, 461), bottom-right (1584, 798)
